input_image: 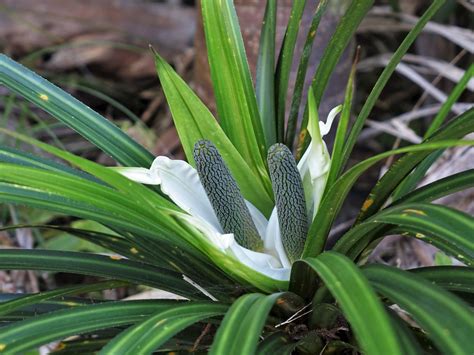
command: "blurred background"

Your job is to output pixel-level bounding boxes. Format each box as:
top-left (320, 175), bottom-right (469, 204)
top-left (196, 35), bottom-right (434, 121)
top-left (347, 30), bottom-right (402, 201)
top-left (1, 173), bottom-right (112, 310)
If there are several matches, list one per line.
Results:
top-left (0, 0), bottom-right (472, 297)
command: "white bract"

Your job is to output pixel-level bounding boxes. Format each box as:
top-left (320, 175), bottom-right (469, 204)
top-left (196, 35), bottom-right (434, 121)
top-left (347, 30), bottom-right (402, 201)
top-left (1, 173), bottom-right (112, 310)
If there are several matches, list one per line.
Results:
top-left (116, 106), bottom-right (341, 281)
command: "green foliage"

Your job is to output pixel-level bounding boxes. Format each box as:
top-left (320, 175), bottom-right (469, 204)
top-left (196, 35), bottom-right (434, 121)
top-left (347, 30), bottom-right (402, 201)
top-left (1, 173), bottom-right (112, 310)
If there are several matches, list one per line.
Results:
top-left (1, 0), bottom-right (473, 353)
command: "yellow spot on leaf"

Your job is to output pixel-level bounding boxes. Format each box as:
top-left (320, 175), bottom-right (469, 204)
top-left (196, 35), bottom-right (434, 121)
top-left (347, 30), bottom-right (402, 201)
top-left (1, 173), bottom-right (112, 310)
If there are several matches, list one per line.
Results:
top-left (295, 129), bottom-right (308, 160)
top-left (63, 302), bottom-right (80, 307)
top-left (168, 261), bottom-right (184, 273)
top-left (0, 344), bottom-right (6, 351)
top-left (155, 319), bottom-right (167, 327)
top-left (403, 209), bottom-right (426, 216)
top-left (310, 30), bottom-right (316, 37)
top-left (55, 343), bottom-right (66, 351)
top-left (39, 94), bottom-right (49, 101)
top-left (415, 233), bottom-right (425, 239)
top-left (109, 255), bottom-right (122, 260)
top-left (361, 199), bottom-right (373, 212)
top-left (130, 247), bottom-right (139, 254)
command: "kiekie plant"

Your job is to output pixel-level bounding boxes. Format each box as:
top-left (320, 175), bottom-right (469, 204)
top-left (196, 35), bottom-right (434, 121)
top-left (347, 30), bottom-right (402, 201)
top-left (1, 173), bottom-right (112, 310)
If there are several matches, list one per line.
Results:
top-left (0, 0), bottom-right (473, 353)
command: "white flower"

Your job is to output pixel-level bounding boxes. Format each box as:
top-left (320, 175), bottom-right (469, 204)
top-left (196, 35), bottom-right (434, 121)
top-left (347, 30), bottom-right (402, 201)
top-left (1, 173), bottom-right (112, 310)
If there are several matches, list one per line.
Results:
top-left (115, 106), bottom-right (341, 282)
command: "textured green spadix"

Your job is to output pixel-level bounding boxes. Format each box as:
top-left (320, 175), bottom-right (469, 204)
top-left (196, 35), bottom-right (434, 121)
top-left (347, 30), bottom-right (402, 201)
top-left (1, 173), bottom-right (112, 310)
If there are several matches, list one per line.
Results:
top-left (267, 143), bottom-right (308, 262)
top-left (193, 140), bottom-right (263, 251)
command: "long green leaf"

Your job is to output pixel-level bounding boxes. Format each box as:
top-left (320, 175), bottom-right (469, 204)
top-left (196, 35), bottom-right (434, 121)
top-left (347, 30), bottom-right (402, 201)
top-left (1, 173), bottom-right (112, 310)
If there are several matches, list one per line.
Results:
top-left (309, 0), bottom-right (373, 107)
top-left (200, 0), bottom-right (267, 174)
top-left (291, 252), bottom-right (402, 355)
top-left (393, 64), bottom-right (474, 199)
top-left (358, 108), bottom-right (474, 222)
top-left (275, 0), bottom-right (306, 143)
top-left (0, 181), bottom-right (197, 263)
top-left (302, 138), bottom-right (474, 258)
top-left (392, 169), bottom-right (474, 205)
top-left (0, 300), bottom-right (203, 353)
top-left (256, 0), bottom-right (277, 146)
top-left (101, 303), bottom-right (227, 354)
top-left (0, 280), bottom-right (126, 317)
top-left (364, 265), bottom-right (474, 355)
top-left (0, 164), bottom-right (174, 236)
top-left (0, 176), bottom-right (277, 294)
top-left (425, 64), bottom-right (474, 138)
top-left (410, 266), bottom-right (474, 295)
top-left (0, 223), bottom-right (233, 295)
top-left (0, 145), bottom-right (99, 183)
top-left (0, 128), bottom-right (173, 213)
top-left (0, 132), bottom-right (239, 289)
top-left (0, 137), bottom-right (216, 259)
top-left (0, 249), bottom-right (203, 299)
top-left (340, 0), bottom-right (445, 170)
top-left (0, 297), bottom-right (93, 322)
top-left (297, 0), bottom-right (373, 151)
top-left (379, 204), bottom-right (474, 265)
top-left (410, 266), bottom-right (474, 305)
top-left (257, 332), bottom-right (296, 355)
top-left (0, 54), bottom-right (153, 167)
top-left (0, 181), bottom-right (150, 234)
top-left (0, 182), bottom-right (212, 282)
top-left (334, 203), bottom-right (474, 265)
top-left (303, 108), bottom-right (474, 257)
top-left (210, 293), bottom-right (282, 355)
top-left (325, 52), bottom-right (356, 189)
top-left (285, 0), bottom-right (329, 148)
top-left (388, 310), bottom-right (424, 355)
top-left (153, 52), bottom-right (273, 216)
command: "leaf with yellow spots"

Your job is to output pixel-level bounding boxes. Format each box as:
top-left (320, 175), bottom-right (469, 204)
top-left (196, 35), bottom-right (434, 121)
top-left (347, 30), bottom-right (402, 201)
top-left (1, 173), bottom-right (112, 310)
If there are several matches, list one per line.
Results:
top-left (334, 203), bottom-right (474, 266)
top-left (402, 209), bottom-right (427, 216)
top-left (0, 54), bottom-right (154, 167)
top-left (364, 265), bottom-right (474, 355)
top-left (361, 198), bottom-right (374, 212)
top-left (0, 280), bottom-right (126, 317)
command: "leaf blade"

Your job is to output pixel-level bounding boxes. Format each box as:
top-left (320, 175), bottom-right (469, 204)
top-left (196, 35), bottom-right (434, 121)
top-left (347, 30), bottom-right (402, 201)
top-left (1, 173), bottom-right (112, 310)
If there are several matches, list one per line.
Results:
top-left (357, 107), bottom-right (474, 222)
top-left (340, 0), bottom-right (446, 170)
top-left (0, 280), bottom-right (126, 317)
top-left (0, 54), bottom-right (153, 167)
top-left (201, 0), bottom-right (267, 176)
top-left (153, 52), bottom-right (273, 215)
top-left (334, 203), bottom-right (474, 265)
top-left (0, 300), bottom-right (207, 353)
top-left (275, 0), bottom-right (306, 143)
top-left (210, 293), bottom-right (282, 355)
top-left (364, 265), bottom-right (474, 355)
top-left (256, 0), bottom-right (277, 146)
top-left (0, 249), bottom-right (201, 299)
top-left (292, 252), bottom-right (403, 355)
top-left (303, 107), bottom-right (474, 258)
top-left (285, 0), bottom-right (329, 148)
top-left (101, 303), bottom-right (227, 355)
